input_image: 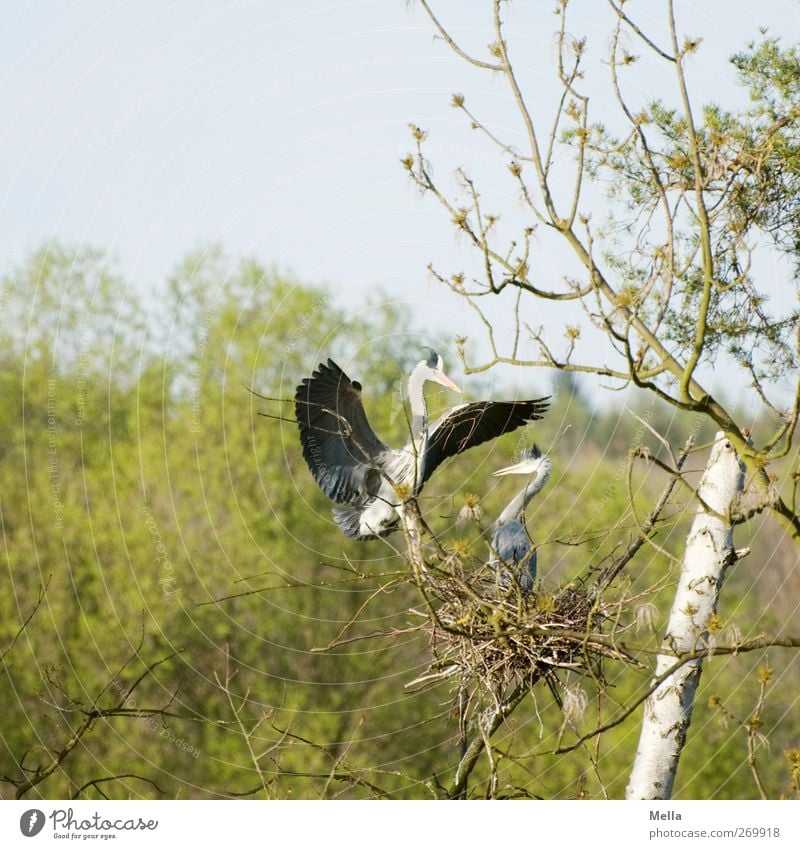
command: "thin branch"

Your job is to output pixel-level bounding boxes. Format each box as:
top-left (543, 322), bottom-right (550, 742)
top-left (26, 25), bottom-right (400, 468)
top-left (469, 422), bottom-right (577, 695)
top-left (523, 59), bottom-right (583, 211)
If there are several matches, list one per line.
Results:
top-left (72, 773), bottom-right (166, 800)
top-left (594, 434), bottom-right (693, 595)
top-left (450, 681), bottom-right (530, 798)
top-left (607, 0), bottom-right (675, 62)
top-left (417, 0), bottom-right (503, 71)
top-left (9, 646), bottom-right (186, 799)
top-left (550, 636), bottom-right (800, 755)
top-left (0, 576), bottom-right (51, 665)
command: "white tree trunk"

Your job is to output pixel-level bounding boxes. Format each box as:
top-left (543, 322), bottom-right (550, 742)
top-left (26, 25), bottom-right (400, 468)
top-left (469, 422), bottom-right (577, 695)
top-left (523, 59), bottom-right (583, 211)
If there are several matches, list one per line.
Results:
top-left (626, 432), bottom-right (745, 800)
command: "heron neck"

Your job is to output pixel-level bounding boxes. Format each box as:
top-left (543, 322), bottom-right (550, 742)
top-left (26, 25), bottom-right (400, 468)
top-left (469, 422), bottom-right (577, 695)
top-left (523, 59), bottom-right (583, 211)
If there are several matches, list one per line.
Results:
top-left (408, 364), bottom-right (428, 436)
top-left (497, 460), bottom-right (551, 524)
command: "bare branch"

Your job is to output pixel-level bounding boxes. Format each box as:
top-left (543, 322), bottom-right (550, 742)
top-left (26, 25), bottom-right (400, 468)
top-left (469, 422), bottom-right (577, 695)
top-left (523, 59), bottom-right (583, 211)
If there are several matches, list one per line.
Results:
top-left (417, 1), bottom-right (503, 71)
top-left (0, 576), bottom-right (51, 666)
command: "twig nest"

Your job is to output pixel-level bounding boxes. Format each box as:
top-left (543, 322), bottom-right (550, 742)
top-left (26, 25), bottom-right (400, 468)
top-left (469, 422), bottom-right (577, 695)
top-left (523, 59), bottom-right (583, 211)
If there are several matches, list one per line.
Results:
top-left (414, 572), bottom-right (616, 705)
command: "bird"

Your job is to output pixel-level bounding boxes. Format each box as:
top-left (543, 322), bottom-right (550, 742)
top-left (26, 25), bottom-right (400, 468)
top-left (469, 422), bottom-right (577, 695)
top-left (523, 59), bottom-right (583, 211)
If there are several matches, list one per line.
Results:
top-left (489, 444), bottom-right (552, 595)
top-left (294, 349), bottom-right (550, 540)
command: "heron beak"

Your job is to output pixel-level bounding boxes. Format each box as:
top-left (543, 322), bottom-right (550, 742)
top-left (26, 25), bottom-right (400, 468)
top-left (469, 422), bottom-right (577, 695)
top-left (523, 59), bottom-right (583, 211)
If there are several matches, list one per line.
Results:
top-left (492, 459), bottom-right (534, 477)
top-left (433, 370), bottom-right (462, 393)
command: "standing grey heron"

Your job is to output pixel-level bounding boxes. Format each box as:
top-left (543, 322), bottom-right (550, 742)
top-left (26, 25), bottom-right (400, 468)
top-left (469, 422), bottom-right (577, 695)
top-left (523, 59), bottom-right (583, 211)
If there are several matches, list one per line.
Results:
top-left (295, 349), bottom-right (549, 540)
top-left (489, 445), bottom-right (552, 595)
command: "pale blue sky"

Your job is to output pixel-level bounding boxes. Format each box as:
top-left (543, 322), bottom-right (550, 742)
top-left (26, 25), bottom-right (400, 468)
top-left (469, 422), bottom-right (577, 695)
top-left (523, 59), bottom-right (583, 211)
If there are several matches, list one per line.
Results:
top-left (3, 1), bottom-right (798, 406)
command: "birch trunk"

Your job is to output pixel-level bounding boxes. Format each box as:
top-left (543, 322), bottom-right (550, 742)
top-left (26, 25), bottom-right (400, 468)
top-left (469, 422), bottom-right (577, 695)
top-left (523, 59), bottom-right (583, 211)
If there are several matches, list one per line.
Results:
top-left (397, 502), bottom-right (424, 577)
top-left (626, 432), bottom-right (745, 800)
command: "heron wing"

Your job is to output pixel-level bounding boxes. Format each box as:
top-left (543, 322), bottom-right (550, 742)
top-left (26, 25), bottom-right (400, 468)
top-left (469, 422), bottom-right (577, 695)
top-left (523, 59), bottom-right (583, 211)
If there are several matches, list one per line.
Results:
top-left (491, 521), bottom-right (529, 565)
top-left (295, 359), bottom-right (389, 504)
top-left (420, 397), bottom-right (550, 485)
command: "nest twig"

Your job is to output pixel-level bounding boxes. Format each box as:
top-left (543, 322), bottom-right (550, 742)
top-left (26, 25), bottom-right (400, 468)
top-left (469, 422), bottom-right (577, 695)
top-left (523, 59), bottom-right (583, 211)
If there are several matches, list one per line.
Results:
top-left (406, 556), bottom-right (628, 718)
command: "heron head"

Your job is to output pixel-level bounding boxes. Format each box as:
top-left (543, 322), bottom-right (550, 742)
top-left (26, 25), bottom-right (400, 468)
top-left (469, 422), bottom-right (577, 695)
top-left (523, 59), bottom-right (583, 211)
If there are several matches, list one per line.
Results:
top-left (492, 444), bottom-right (549, 477)
top-left (417, 347), bottom-right (461, 393)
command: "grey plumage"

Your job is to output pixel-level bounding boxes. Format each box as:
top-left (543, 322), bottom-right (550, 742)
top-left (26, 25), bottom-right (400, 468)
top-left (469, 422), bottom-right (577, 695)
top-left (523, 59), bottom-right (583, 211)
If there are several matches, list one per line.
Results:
top-left (490, 445), bottom-right (552, 595)
top-left (294, 352), bottom-right (550, 540)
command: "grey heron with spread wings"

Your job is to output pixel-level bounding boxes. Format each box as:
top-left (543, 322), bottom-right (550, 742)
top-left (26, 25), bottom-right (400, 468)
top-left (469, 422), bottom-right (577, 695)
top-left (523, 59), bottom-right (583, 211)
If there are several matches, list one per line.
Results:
top-left (294, 349), bottom-right (549, 540)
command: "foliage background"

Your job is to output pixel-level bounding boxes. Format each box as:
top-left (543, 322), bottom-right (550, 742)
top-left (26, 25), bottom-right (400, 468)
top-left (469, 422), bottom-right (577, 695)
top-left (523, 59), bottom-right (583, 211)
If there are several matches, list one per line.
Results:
top-left (1, 244), bottom-right (797, 799)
